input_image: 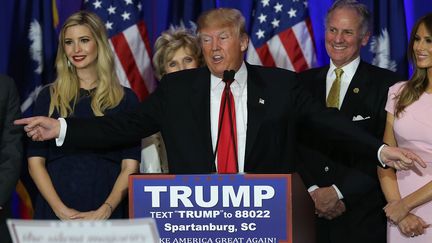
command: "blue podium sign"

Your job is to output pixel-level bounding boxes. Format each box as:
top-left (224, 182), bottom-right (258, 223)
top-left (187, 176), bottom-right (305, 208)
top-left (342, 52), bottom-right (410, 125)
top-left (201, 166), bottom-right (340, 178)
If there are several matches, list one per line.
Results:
top-left (129, 174), bottom-right (293, 243)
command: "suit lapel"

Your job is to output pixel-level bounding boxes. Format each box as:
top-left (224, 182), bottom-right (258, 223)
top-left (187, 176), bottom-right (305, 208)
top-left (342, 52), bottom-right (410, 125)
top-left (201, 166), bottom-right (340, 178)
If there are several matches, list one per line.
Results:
top-left (190, 68), bottom-right (215, 167)
top-left (245, 64), bottom-right (266, 162)
top-left (315, 67), bottom-right (329, 105)
top-left (340, 61), bottom-right (369, 115)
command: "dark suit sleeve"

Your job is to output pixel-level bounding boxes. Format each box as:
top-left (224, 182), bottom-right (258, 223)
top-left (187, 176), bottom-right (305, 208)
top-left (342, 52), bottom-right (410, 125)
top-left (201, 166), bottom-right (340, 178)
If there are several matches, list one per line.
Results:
top-left (295, 145), bottom-right (325, 188)
top-left (296, 144), bottom-right (377, 197)
top-left (0, 76), bottom-right (23, 206)
top-left (291, 77), bottom-right (383, 162)
top-left (64, 79), bottom-right (165, 149)
top-left (119, 88), bottom-right (141, 161)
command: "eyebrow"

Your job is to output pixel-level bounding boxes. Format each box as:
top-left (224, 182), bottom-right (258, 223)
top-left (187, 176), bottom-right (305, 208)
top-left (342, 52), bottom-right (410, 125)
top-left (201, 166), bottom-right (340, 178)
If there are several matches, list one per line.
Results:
top-left (65, 35), bottom-right (91, 39)
top-left (201, 30), bottom-right (230, 37)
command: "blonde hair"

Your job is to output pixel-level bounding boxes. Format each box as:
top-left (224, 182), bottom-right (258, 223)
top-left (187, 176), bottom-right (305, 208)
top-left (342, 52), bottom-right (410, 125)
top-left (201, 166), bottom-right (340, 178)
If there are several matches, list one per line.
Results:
top-left (49, 10), bottom-right (124, 117)
top-left (152, 27), bottom-right (203, 80)
top-left (196, 8), bottom-right (247, 38)
top-left (394, 13), bottom-right (432, 117)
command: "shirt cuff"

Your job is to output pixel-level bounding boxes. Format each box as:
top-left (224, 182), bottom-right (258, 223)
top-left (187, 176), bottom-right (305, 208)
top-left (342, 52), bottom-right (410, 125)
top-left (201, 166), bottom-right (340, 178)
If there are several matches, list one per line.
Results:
top-left (55, 118), bottom-right (67, 147)
top-left (377, 144), bottom-right (387, 167)
top-left (308, 185), bottom-right (319, 193)
top-left (332, 184), bottom-right (344, 199)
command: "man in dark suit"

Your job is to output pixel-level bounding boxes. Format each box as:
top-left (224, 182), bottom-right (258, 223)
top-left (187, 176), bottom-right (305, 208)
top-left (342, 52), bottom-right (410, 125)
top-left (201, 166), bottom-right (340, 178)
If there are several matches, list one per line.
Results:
top-left (296, 1), bottom-right (402, 242)
top-left (0, 75), bottom-right (22, 243)
top-left (16, 8), bottom-right (422, 174)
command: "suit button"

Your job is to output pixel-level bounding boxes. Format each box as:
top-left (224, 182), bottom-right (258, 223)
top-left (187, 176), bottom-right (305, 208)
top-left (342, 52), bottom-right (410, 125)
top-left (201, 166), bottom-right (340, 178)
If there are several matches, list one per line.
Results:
top-left (324, 166), bottom-right (329, 172)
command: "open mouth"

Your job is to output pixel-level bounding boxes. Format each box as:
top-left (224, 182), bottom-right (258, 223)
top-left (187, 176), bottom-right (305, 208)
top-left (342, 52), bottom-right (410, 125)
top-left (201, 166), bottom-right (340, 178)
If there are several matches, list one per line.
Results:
top-left (72, 56), bottom-right (86, 62)
top-left (212, 55), bottom-right (223, 63)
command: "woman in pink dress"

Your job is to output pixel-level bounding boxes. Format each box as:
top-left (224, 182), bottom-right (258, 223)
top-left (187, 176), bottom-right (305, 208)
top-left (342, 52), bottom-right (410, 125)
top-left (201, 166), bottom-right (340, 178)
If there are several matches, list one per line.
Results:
top-left (378, 13), bottom-right (432, 242)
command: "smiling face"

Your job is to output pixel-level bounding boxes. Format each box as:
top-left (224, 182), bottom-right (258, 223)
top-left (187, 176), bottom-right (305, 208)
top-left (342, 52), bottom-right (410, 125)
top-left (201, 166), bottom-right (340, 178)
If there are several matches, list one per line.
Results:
top-left (164, 47), bottom-right (199, 74)
top-left (325, 8), bottom-right (369, 68)
top-left (63, 24), bottom-right (98, 71)
top-left (413, 23), bottom-right (432, 71)
top-left (199, 25), bottom-right (248, 78)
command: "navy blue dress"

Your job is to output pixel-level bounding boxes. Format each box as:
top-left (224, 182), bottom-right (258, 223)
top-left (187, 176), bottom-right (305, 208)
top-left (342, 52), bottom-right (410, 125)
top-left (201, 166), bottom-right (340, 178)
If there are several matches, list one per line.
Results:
top-left (28, 87), bottom-right (140, 219)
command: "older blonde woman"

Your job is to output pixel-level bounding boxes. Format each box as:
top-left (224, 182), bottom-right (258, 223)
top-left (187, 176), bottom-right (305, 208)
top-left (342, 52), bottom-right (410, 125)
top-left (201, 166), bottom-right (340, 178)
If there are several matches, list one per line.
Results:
top-left (141, 27), bottom-right (203, 173)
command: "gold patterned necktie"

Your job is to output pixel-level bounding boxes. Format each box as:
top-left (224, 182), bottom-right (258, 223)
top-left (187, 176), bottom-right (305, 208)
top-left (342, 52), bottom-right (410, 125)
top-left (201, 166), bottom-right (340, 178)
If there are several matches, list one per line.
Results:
top-left (326, 68), bottom-right (344, 109)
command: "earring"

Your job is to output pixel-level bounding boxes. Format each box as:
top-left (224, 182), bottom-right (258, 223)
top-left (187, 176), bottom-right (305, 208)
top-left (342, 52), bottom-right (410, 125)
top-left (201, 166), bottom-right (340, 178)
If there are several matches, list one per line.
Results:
top-left (67, 59), bottom-right (72, 68)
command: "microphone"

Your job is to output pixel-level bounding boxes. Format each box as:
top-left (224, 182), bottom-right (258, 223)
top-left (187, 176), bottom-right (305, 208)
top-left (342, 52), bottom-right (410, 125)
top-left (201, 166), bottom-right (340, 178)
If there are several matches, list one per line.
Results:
top-left (223, 70), bottom-right (235, 82)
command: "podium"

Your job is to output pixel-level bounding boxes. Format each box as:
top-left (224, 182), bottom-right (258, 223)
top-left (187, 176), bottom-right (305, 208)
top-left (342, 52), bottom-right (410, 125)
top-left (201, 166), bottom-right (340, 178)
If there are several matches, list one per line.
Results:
top-left (289, 173), bottom-right (316, 243)
top-left (129, 173), bottom-right (315, 243)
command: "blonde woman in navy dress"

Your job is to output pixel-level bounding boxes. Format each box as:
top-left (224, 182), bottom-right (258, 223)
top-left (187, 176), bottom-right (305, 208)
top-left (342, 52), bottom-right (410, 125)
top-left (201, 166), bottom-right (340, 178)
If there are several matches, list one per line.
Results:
top-left (27, 11), bottom-right (140, 220)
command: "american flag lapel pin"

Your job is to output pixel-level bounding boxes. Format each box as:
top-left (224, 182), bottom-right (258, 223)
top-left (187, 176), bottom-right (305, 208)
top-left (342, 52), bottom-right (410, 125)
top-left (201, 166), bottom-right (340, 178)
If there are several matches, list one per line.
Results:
top-left (259, 98), bottom-right (265, 104)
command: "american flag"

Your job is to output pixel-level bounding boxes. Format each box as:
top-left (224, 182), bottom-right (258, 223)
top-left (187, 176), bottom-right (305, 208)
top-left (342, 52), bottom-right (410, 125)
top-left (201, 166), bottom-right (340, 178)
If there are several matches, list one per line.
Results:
top-left (247, 0), bottom-right (316, 72)
top-left (85, 0), bottom-right (156, 101)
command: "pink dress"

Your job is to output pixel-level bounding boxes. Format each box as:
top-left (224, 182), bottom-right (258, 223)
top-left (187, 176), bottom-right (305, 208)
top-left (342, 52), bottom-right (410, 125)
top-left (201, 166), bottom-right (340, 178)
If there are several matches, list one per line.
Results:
top-left (386, 82), bottom-right (432, 242)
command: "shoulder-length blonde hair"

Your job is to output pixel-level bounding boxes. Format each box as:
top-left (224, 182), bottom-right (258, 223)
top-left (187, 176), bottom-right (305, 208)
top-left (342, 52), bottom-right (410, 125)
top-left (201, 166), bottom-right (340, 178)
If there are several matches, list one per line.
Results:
top-left (49, 10), bottom-right (124, 117)
top-left (395, 13), bottom-right (432, 117)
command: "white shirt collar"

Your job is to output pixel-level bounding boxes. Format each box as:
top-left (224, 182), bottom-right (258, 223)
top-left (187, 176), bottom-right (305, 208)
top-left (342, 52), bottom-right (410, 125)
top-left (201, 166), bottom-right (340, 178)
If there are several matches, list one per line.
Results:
top-left (328, 56), bottom-right (360, 79)
top-left (211, 62), bottom-right (247, 90)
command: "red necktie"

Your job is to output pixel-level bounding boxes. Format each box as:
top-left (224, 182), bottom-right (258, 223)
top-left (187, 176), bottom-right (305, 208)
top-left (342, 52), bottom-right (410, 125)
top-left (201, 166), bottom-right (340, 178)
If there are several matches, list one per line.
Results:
top-left (217, 79), bottom-right (238, 173)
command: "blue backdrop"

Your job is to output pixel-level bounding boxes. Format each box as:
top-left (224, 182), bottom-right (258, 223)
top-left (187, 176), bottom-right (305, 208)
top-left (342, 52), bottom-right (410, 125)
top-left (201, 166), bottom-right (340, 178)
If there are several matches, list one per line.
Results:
top-left (1, 0), bottom-right (432, 81)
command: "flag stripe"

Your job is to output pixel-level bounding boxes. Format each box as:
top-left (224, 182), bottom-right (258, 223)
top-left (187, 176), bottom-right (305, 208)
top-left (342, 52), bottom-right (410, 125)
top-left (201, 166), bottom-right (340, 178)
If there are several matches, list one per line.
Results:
top-left (267, 35), bottom-right (294, 70)
top-left (110, 41), bottom-right (130, 88)
top-left (255, 44), bottom-right (277, 67)
top-left (306, 19), bottom-right (316, 50)
top-left (246, 43), bottom-right (263, 66)
top-left (292, 20), bottom-right (316, 68)
top-left (279, 28), bottom-right (308, 72)
top-left (129, 21), bottom-right (156, 93)
top-left (122, 24), bottom-right (153, 93)
top-left (111, 32), bottom-right (149, 100)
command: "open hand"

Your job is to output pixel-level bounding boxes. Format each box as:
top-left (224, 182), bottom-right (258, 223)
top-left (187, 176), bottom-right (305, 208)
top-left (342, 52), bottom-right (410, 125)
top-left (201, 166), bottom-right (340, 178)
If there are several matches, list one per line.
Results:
top-left (380, 146), bottom-right (426, 170)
